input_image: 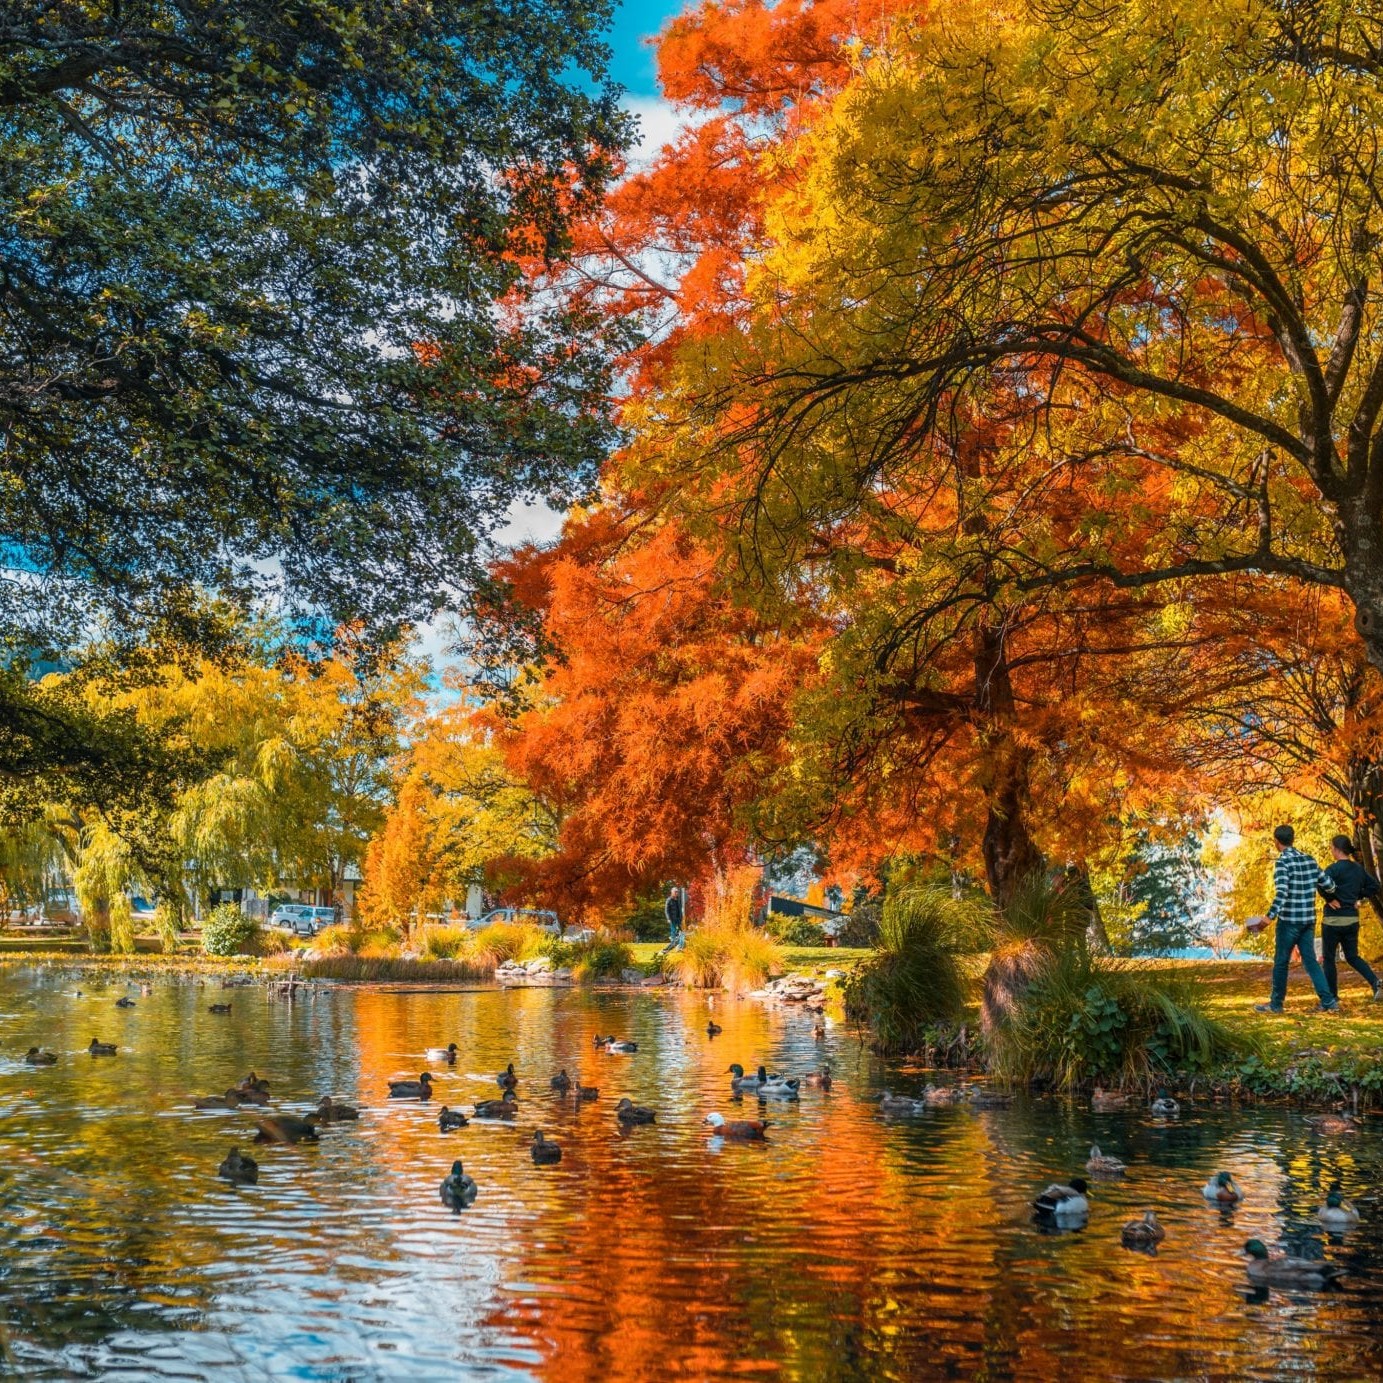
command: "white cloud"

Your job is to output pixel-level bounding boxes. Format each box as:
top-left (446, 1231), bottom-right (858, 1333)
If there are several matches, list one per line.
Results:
top-left (624, 94), bottom-right (705, 170)
top-left (493, 496), bottom-right (566, 548)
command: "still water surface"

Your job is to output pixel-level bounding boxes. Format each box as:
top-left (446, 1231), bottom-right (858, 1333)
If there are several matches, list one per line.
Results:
top-left (1, 970), bottom-right (1381, 1380)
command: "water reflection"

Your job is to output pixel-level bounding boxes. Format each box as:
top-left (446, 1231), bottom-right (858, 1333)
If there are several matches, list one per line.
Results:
top-left (0, 969), bottom-right (1379, 1380)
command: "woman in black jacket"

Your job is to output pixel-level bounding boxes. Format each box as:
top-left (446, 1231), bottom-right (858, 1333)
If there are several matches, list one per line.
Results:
top-left (1318, 835), bottom-right (1382, 1001)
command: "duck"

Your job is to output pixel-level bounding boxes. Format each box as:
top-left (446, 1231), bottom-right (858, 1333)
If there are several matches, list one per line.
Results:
top-left (194, 1091), bottom-right (243, 1110)
top-left (704, 1111), bottom-right (769, 1140)
top-left (573, 1081), bottom-right (599, 1102)
top-left (235, 1073), bottom-right (271, 1096)
top-left (438, 1105), bottom-right (468, 1131)
top-left (114, 997), bottom-right (136, 1009)
top-left (218, 1146), bottom-right (259, 1185)
top-left (756, 1075), bottom-right (801, 1101)
top-left (603, 1039), bottom-right (638, 1054)
top-left (87, 1039), bottom-right (117, 1056)
top-left (592, 1034), bottom-right (610, 1049)
top-left (813, 1018), bottom-right (826, 1041)
top-left (208, 1003), bottom-right (232, 1014)
top-left (425, 1043), bottom-right (460, 1064)
top-left (252, 1114), bottom-right (319, 1144)
top-left (1150, 1088), bottom-right (1180, 1119)
top-left (531, 1131), bottom-right (563, 1164)
top-left (706, 1021), bottom-right (722, 1037)
top-left (233, 1084), bottom-right (270, 1106)
top-left (313, 1096), bottom-right (358, 1122)
top-left (1308, 1112), bottom-right (1358, 1136)
top-left (549, 1069), bottom-right (572, 1093)
top-left (1121, 1210), bottom-right (1165, 1248)
top-left (1033, 1177), bottom-right (1090, 1219)
top-left (961, 1084), bottom-right (1013, 1108)
top-left (1203, 1171), bottom-right (1244, 1205)
top-left (440, 1159), bottom-right (478, 1210)
top-left (23, 1047), bottom-right (57, 1065)
top-left (495, 1062), bottom-right (518, 1090)
top-left (878, 1090), bottom-right (925, 1115)
top-left (388, 1072), bottom-right (434, 1101)
top-left (1317, 1186), bottom-right (1362, 1229)
top-left (726, 1063), bottom-right (768, 1092)
top-left (1091, 1087), bottom-right (1130, 1113)
top-left (1085, 1144), bottom-right (1128, 1177)
top-left (802, 1065), bottom-right (833, 1091)
top-left (1243, 1239), bottom-right (1347, 1288)
top-left (472, 1091), bottom-right (518, 1119)
top-left (921, 1083), bottom-right (962, 1108)
top-left (615, 1097), bottom-right (656, 1125)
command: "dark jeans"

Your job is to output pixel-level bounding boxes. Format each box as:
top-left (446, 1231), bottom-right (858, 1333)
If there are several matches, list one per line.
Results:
top-left (1322, 921), bottom-right (1379, 998)
top-left (1269, 919), bottom-right (1335, 1009)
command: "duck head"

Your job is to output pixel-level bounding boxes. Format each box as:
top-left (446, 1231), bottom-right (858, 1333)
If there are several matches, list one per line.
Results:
top-left (1325, 1189), bottom-right (1346, 1209)
top-left (1215, 1171), bottom-right (1236, 1190)
top-left (756, 1065), bottom-right (768, 1082)
top-left (419, 1072), bottom-right (434, 1086)
top-left (1068, 1178), bottom-right (1089, 1195)
top-left (1244, 1239), bottom-right (1269, 1260)
top-left (449, 1159), bottom-right (466, 1179)
top-left (726, 1064), bottom-right (745, 1078)
top-left (704, 1112), bottom-right (726, 1128)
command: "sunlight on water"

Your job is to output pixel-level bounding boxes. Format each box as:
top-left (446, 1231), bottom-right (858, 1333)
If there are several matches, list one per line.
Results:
top-left (0, 970), bottom-right (1380, 1380)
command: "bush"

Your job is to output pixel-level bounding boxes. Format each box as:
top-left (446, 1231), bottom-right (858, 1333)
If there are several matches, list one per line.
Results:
top-left (470, 921), bottom-right (545, 967)
top-left (625, 894), bottom-right (673, 942)
top-left (844, 884), bottom-right (982, 1053)
top-left (417, 923), bottom-right (474, 960)
top-left (202, 903), bottom-right (259, 957)
top-left (766, 914), bottom-right (827, 947)
top-left (670, 925), bottom-right (781, 989)
top-left (835, 898), bottom-right (881, 948)
top-left (569, 936), bottom-right (634, 981)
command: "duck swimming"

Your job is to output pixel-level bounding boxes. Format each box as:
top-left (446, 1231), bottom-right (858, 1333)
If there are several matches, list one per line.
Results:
top-left (756, 1076), bottom-right (800, 1101)
top-left (531, 1131), bottom-right (563, 1164)
top-left (813, 1018), bottom-right (826, 1041)
top-left (1121, 1210), bottom-right (1165, 1248)
top-left (88, 1039), bottom-right (117, 1057)
top-left (472, 1091), bottom-right (518, 1119)
top-left (253, 1114), bottom-right (318, 1144)
top-left (314, 1097), bottom-right (358, 1122)
top-left (24, 1047), bottom-right (57, 1065)
top-left (615, 1097), bottom-right (655, 1125)
top-left (960, 1084), bottom-right (1013, 1108)
top-left (1091, 1087), bottom-right (1129, 1113)
top-left (1033, 1177), bottom-right (1090, 1219)
top-left (495, 1063), bottom-right (518, 1089)
top-left (208, 1003), bottom-right (232, 1014)
top-left (194, 1090), bottom-right (243, 1110)
top-left (388, 1072), bottom-right (434, 1100)
top-left (1308, 1113), bottom-right (1358, 1135)
top-left (438, 1105), bottom-right (468, 1131)
top-left (921, 1084), bottom-right (962, 1108)
top-left (1317, 1186), bottom-right (1362, 1229)
top-left (550, 1069), bottom-right (572, 1093)
top-left (114, 997), bottom-right (136, 1009)
top-left (878, 1091), bottom-right (925, 1115)
top-left (802, 1065), bottom-right (833, 1090)
top-left (704, 1112), bottom-right (769, 1140)
top-left (1243, 1239), bottom-right (1346, 1288)
top-left (1085, 1145), bottom-right (1127, 1177)
top-left (573, 1081), bottom-right (599, 1102)
top-left (234, 1073), bottom-right (271, 1097)
top-left (218, 1147), bottom-right (259, 1185)
top-left (726, 1064), bottom-right (768, 1092)
top-left (1203, 1171), bottom-right (1244, 1205)
top-left (706, 1021), bottom-right (722, 1037)
top-left (425, 1043), bottom-right (460, 1064)
top-left (1150, 1088), bottom-right (1180, 1119)
top-left (440, 1159), bottom-right (478, 1210)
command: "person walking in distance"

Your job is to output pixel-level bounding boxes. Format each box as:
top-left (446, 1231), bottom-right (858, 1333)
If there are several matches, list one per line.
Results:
top-left (663, 885), bottom-right (684, 953)
top-left (1248, 825), bottom-right (1338, 1013)
top-left (1318, 835), bottom-right (1382, 1003)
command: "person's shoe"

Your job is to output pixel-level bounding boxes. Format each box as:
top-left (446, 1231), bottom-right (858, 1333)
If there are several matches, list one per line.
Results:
top-left (1372, 981), bottom-right (1381, 1002)
top-left (1316, 1001), bottom-right (1339, 1013)
top-left (1254, 1004), bottom-right (1284, 1014)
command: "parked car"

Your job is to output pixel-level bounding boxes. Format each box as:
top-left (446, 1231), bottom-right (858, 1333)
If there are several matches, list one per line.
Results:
top-left (292, 906), bottom-right (338, 937)
top-left (268, 903), bottom-right (313, 930)
top-left (476, 907), bottom-right (564, 935)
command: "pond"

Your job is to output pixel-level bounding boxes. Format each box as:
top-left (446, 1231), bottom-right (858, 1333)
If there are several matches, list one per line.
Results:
top-left (1, 970), bottom-right (1381, 1380)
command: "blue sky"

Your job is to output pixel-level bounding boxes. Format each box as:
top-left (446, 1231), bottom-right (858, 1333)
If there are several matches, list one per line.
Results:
top-left (607, 1), bottom-right (687, 98)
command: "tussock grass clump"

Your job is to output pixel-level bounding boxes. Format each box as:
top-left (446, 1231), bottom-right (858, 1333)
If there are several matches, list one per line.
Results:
top-left (669, 865), bottom-right (783, 989)
top-left (416, 923), bottom-right (473, 961)
top-left (295, 954), bottom-right (492, 983)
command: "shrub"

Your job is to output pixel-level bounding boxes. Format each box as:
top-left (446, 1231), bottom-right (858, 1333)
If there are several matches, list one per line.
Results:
top-left (766, 914), bottom-right (827, 947)
top-left (202, 903), bottom-right (259, 957)
top-left (470, 921), bottom-right (546, 967)
top-left (836, 897), bottom-right (882, 948)
top-left (844, 884), bottom-right (982, 1053)
top-left (569, 936), bottom-right (634, 981)
top-left (672, 929), bottom-right (727, 988)
top-left (670, 924), bottom-right (782, 989)
top-left (417, 923), bottom-right (474, 960)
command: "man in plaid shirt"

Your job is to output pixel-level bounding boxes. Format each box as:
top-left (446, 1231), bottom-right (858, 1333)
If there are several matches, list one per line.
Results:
top-left (1250, 825), bottom-right (1337, 1013)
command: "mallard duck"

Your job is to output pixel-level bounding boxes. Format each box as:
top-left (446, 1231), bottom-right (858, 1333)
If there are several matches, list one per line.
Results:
top-left (23, 1047), bottom-right (57, 1065)
top-left (813, 1018), bottom-right (826, 1041)
top-left (253, 1114), bottom-right (318, 1144)
top-left (388, 1072), bottom-right (434, 1100)
top-left (921, 1083), bottom-right (962, 1108)
top-left (726, 1063), bottom-right (767, 1091)
top-left (194, 1091), bottom-right (243, 1110)
top-left (114, 997), bottom-right (136, 1009)
top-left (1308, 1113), bottom-right (1358, 1135)
top-left (438, 1105), bottom-right (468, 1131)
top-left (592, 1034), bottom-right (610, 1049)
top-left (878, 1090), bottom-right (925, 1115)
top-left (802, 1065), bottom-right (832, 1090)
top-left (472, 1091), bottom-right (518, 1119)
top-left (573, 1081), bottom-right (599, 1102)
top-left (208, 1003), bottom-right (232, 1014)
top-left (440, 1159), bottom-right (478, 1210)
top-left (235, 1073), bottom-right (271, 1096)
top-left (603, 1039), bottom-right (638, 1054)
top-left (1086, 1144), bottom-right (1128, 1177)
top-left (706, 1021), bottom-right (722, 1037)
top-left (218, 1146), bottom-right (259, 1185)
top-left (314, 1096), bottom-right (358, 1122)
top-left (1033, 1177), bottom-right (1090, 1219)
top-left (961, 1084), bottom-right (1013, 1108)
top-left (425, 1043), bottom-right (459, 1064)
top-left (88, 1039), bottom-right (117, 1056)
top-left (1121, 1210), bottom-right (1165, 1247)
top-left (550, 1069), bottom-right (572, 1093)
top-left (757, 1076), bottom-right (801, 1101)
top-left (1317, 1186), bottom-right (1362, 1229)
top-left (704, 1112), bottom-right (769, 1140)
top-left (531, 1130), bottom-right (563, 1164)
top-left (1150, 1088), bottom-right (1180, 1119)
top-left (1203, 1171), bottom-right (1244, 1204)
top-left (234, 1085), bottom-right (269, 1106)
top-left (1091, 1086), bottom-right (1129, 1113)
top-left (615, 1097), bottom-right (655, 1125)
top-left (495, 1062), bottom-right (518, 1089)
top-left (1243, 1239), bottom-right (1346, 1288)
